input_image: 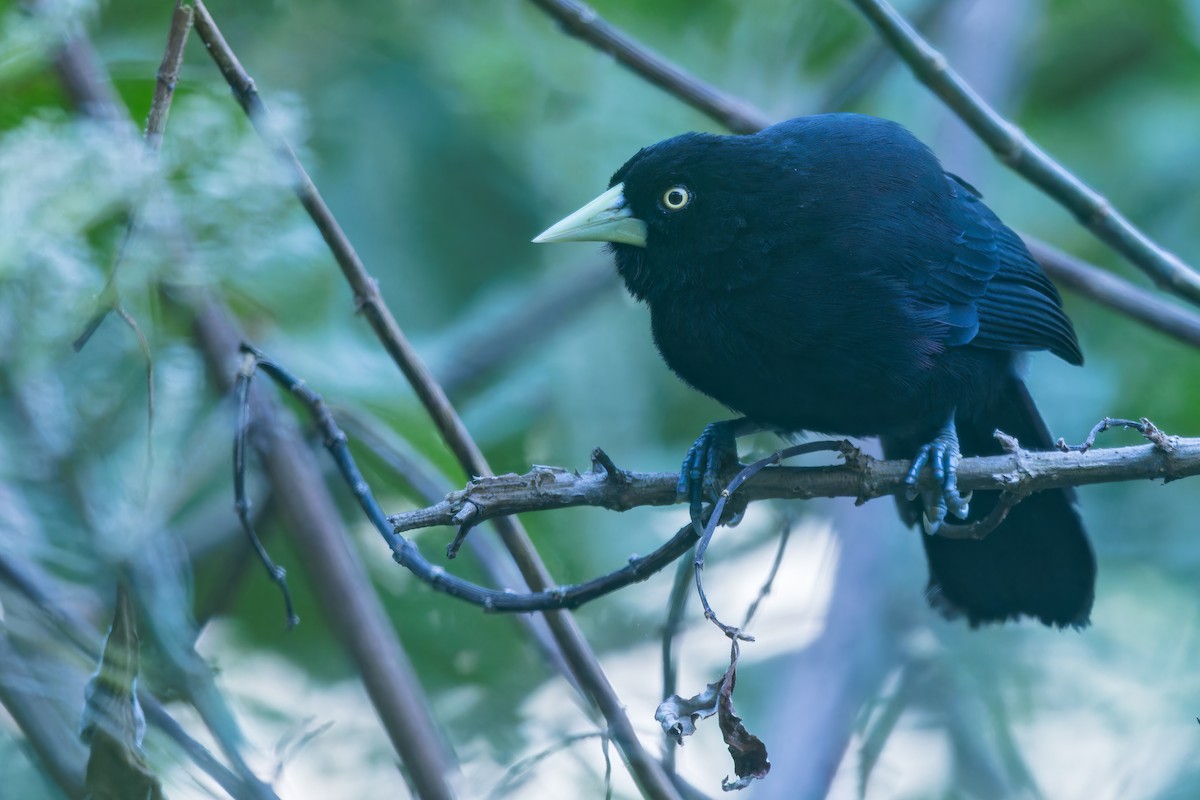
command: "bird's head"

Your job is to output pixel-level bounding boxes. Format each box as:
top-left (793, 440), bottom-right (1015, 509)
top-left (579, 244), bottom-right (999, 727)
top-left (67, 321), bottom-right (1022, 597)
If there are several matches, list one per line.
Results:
top-left (534, 131), bottom-right (778, 300)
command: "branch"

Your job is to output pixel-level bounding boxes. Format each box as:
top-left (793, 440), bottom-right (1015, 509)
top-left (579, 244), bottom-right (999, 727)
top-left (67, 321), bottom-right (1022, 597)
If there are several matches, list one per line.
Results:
top-left (191, 300), bottom-right (460, 800)
top-left (0, 550), bottom-right (276, 800)
top-left (1026, 238), bottom-right (1200, 349)
top-left (434, 260), bottom-right (616, 399)
top-left (391, 434), bottom-right (1200, 534)
top-left (846, 0), bottom-right (1200, 306)
top-left (522, 0), bottom-right (1200, 351)
top-left (525, 0), bottom-right (770, 134)
top-left (73, 0), bottom-right (191, 351)
top-left (189, 6), bottom-right (679, 797)
top-left (49, 8), bottom-right (458, 791)
top-left (0, 634), bottom-right (87, 798)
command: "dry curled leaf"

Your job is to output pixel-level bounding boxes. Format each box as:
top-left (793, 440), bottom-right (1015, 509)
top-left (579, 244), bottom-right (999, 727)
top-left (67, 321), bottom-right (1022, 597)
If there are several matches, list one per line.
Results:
top-left (655, 679), bottom-right (722, 744)
top-left (656, 640), bottom-right (770, 790)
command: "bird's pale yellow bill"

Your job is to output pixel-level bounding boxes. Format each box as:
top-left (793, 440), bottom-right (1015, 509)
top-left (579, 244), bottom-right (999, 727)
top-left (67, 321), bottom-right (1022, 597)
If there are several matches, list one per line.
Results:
top-left (532, 183), bottom-right (648, 247)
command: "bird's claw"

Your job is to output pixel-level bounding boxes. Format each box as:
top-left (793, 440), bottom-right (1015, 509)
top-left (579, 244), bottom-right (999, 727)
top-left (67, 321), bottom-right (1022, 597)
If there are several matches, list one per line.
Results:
top-left (905, 419), bottom-right (971, 533)
top-left (678, 421), bottom-right (740, 527)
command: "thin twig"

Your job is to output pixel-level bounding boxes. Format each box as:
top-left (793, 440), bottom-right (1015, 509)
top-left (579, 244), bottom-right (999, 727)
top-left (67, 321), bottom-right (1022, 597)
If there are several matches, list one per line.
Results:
top-left (740, 516), bottom-right (794, 630)
top-left (660, 554), bottom-right (694, 776)
top-left (846, 0), bottom-right (1200, 305)
top-left (241, 345), bottom-right (701, 613)
top-left (192, 300), bottom-right (460, 800)
top-left (232, 349), bottom-right (299, 628)
top-left (190, 6), bottom-right (678, 796)
top-left (73, 0), bottom-right (192, 352)
top-left (934, 492), bottom-right (1024, 541)
top-left (1055, 416), bottom-right (1171, 454)
top-left (522, 0), bottom-right (1200, 351)
top-left (694, 442), bottom-right (849, 639)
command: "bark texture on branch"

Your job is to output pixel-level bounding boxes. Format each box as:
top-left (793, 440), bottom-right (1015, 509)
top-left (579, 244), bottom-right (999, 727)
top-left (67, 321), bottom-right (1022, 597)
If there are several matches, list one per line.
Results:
top-left (391, 437), bottom-right (1200, 534)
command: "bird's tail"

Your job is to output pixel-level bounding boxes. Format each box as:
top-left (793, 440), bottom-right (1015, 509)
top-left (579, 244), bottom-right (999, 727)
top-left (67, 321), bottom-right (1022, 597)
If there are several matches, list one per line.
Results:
top-left (883, 375), bottom-right (1096, 628)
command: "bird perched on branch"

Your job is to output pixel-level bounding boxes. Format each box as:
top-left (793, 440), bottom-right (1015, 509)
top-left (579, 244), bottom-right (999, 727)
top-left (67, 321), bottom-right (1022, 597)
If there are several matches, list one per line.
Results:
top-left (534, 113), bottom-right (1095, 628)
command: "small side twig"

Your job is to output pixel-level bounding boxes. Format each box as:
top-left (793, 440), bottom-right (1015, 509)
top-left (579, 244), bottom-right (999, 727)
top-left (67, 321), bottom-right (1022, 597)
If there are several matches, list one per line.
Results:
top-left (740, 516), bottom-right (795, 630)
top-left (693, 441), bottom-right (852, 639)
top-left (233, 350), bottom-right (299, 628)
top-left (73, 0), bottom-right (192, 352)
top-left (933, 492), bottom-right (1025, 541)
top-left (659, 554), bottom-right (694, 776)
top-left (1056, 416), bottom-right (1174, 454)
top-left (238, 345), bottom-right (699, 614)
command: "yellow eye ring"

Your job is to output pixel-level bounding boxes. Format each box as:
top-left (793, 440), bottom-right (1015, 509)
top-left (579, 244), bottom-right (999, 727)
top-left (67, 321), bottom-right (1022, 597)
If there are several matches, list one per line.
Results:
top-left (661, 185), bottom-right (691, 211)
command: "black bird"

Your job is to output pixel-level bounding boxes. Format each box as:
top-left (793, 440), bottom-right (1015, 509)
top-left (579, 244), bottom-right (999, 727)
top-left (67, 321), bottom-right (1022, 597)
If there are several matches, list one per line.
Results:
top-left (534, 113), bottom-right (1095, 628)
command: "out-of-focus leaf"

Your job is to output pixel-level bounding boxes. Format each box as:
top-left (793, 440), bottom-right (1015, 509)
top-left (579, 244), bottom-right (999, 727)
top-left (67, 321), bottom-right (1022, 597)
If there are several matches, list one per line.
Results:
top-left (80, 582), bottom-right (164, 800)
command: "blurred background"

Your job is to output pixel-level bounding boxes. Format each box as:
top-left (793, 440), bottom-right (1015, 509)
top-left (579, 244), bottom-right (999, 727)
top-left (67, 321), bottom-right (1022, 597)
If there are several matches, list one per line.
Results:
top-left (2, 0), bottom-right (1199, 797)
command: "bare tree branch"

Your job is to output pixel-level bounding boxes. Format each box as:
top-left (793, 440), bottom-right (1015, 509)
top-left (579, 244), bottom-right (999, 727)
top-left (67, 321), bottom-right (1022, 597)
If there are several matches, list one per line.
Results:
top-left (0, 633), bottom-right (88, 799)
top-left (391, 434), bottom-right (1200, 534)
top-left (526, 0), bottom-right (770, 134)
top-left (191, 299), bottom-right (461, 800)
top-left (0, 550), bottom-right (278, 800)
top-left (46, 7), bottom-right (463, 795)
top-left (189, 5), bottom-right (679, 796)
top-left (1026, 238), bottom-right (1200, 349)
top-left (435, 260), bottom-right (617, 399)
top-left (846, 0), bottom-right (1200, 305)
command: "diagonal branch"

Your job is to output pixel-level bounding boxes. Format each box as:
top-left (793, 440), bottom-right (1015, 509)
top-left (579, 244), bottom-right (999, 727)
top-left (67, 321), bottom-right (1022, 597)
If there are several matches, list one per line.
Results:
top-left (1024, 239), bottom-right (1200, 349)
top-left (526, 0), bottom-right (770, 134)
top-left (192, 299), bottom-right (460, 800)
top-left (190, 4), bottom-right (679, 797)
top-left (46, 7), bottom-right (459, 796)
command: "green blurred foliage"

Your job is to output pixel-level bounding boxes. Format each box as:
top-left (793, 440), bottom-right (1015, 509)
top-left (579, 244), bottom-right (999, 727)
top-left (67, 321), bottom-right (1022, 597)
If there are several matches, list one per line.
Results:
top-left (1, 0), bottom-right (1199, 798)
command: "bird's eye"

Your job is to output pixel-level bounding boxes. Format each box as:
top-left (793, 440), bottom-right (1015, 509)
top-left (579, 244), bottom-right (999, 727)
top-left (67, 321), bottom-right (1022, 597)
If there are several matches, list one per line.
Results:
top-left (661, 185), bottom-right (691, 211)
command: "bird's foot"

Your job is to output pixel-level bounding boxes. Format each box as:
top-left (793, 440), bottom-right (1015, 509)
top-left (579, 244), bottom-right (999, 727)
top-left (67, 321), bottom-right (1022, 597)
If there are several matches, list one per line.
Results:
top-left (679, 421), bottom-right (743, 528)
top-left (904, 416), bottom-right (972, 534)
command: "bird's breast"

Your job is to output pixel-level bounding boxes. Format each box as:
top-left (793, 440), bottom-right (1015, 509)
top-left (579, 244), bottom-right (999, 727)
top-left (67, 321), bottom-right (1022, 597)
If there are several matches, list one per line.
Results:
top-left (647, 273), bottom-right (979, 438)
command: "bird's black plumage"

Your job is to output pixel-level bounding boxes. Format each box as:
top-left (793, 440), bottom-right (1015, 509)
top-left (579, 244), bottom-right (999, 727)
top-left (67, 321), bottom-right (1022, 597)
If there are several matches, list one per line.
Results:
top-left (537, 113), bottom-right (1096, 628)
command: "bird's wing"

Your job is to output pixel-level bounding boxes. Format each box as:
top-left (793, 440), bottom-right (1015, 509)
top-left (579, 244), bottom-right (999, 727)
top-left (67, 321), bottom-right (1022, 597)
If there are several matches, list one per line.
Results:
top-left (907, 174), bottom-right (1082, 365)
